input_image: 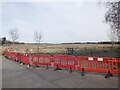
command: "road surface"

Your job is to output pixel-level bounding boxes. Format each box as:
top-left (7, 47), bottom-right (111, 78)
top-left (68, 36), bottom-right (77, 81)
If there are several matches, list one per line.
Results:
top-left (1, 57), bottom-right (119, 88)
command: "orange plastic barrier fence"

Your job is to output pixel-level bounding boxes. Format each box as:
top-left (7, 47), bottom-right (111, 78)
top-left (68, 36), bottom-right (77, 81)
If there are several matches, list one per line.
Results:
top-left (111, 58), bottom-right (120, 74)
top-left (3, 49), bottom-right (120, 74)
top-left (9, 52), bottom-right (17, 61)
top-left (77, 56), bottom-right (120, 74)
top-left (16, 53), bottom-right (21, 61)
top-left (31, 54), bottom-right (52, 66)
top-left (118, 58), bottom-right (120, 74)
top-left (20, 54), bottom-right (31, 65)
top-left (4, 49), bottom-right (9, 58)
top-left (53, 55), bottom-right (78, 70)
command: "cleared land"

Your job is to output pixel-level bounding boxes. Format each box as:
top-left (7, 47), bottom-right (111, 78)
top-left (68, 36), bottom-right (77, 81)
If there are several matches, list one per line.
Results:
top-left (1, 44), bottom-right (119, 58)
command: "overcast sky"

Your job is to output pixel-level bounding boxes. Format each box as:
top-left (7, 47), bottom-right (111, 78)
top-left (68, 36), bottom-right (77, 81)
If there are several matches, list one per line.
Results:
top-left (1, 0), bottom-right (111, 43)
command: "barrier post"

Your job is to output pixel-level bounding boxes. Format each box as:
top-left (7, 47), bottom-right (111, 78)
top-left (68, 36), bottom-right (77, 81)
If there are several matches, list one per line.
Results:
top-left (81, 68), bottom-right (85, 76)
top-left (70, 67), bottom-right (72, 74)
top-left (46, 64), bottom-right (48, 70)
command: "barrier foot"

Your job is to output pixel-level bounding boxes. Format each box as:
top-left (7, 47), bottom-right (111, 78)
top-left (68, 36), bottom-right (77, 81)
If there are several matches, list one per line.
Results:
top-left (31, 64), bottom-right (37, 68)
top-left (27, 65), bottom-right (30, 68)
top-left (20, 63), bottom-right (23, 65)
top-left (53, 65), bottom-right (62, 71)
top-left (18, 61), bottom-right (21, 64)
top-left (70, 67), bottom-right (72, 74)
top-left (81, 68), bottom-right (85, 76)
top-left (16, 60), bottom-right (19, 62)
top-left (46, 65), bottom-right (49, 70)
top-left (105, 70), bottom-right (113, 78)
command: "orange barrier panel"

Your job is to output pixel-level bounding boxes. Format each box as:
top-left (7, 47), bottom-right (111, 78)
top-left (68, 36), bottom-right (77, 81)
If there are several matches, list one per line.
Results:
top-left (77, 56), bottom-right (120, 74)
top-left (4, 49), bottom-right (9, 58)
top-left (20, 54), bottom-right (31, 65)
top-left (9, 52), bottom-right (17, 61)
top-left (31, 54), bottom-right (52, 66)
top-left (53, 55), bottom-right (78, 70)
top-left (117, 58), bottom-right (120, 74)
top-left (110, 58), bottom-right (120, 74)
top-left (19, 54), bottom-right (24, 63)
top-left (16, 53), bottom-right (21, 62)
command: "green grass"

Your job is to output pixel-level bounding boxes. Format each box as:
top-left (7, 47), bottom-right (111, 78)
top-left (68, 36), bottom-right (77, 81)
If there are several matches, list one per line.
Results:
top-left (0, 55), bottom-right (5, 58)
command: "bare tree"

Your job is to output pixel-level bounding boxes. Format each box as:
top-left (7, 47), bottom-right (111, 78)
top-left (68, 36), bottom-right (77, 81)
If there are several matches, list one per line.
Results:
top-left (99, 1), bottom-right (120, 49)
top-left (104, 1), bottom-right (120, 42)
top-left (107, 29), bottom-right (117, 47)
top-left (34, 31), bottom-right (43, 53)
top-left (9, 27), bottom-right (19, 44)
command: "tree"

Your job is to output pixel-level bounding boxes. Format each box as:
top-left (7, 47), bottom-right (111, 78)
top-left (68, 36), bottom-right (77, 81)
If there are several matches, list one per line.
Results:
top-left (104, 1), bottom-right (120, 42)
top-left (9, 27), bottom-right (19, 44)
top-left (34, 31), bottom-right (43, 53)
top-left (99, 1), bottom-right (120, 49)
top-left (2, 37), bottom-right (6, 45)
top-left (107, 29), bottom-right (117, 47)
